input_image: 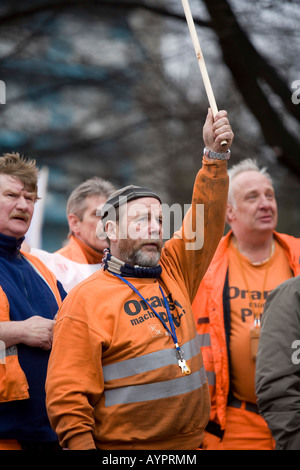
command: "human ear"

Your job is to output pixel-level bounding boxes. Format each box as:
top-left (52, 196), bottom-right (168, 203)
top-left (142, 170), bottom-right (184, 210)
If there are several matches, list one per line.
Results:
top-left (68, 214), bottom-right (81, 235)
top-left (105, 220), bottom-right (117, 242)
top-left (226, 203), bottom-right (235, 225)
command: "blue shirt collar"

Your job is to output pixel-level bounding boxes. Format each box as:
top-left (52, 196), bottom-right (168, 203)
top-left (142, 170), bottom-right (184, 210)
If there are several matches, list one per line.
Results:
top-left (0, 232), bottom-right (25, 258)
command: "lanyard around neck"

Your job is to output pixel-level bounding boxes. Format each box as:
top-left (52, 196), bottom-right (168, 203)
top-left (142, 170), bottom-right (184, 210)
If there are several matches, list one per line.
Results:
top-left (111, 272), bottom-right (191, 374)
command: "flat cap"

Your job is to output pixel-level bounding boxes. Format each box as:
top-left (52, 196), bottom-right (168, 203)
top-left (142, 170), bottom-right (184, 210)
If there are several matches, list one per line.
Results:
top-left (100, 185), bottom-right (161, 222)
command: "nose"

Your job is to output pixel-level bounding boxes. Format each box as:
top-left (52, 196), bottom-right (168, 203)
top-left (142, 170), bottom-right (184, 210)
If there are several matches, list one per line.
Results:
top-left (96, 220), bottom-right (106, 240)
top-left (16, 195), bottom-right (29, 210)
top-left (258, 195), bottom-right (272, 209)
top-left (149, 216), bottom-right (161, 239)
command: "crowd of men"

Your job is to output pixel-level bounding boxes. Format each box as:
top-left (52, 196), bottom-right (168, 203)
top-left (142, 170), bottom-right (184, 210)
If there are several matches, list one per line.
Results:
top-left (0, 107), bottom-right (299, 451)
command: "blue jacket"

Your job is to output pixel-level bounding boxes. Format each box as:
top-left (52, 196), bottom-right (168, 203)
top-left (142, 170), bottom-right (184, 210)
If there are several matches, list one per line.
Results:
top-left (0, 233), bottom-right (66, 442)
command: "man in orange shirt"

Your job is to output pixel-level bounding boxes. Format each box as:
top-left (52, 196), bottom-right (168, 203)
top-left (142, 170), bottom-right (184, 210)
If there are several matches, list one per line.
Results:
top-left (45, 109), bottom-right (234, 450)
top-left (192, 158), bottom-right (300, 450)
top-left (32, 177), bottom-right (116, 291)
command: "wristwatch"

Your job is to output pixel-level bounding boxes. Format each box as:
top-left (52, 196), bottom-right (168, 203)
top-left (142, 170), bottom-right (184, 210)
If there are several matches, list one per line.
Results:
top-left (203, 147), bottom-right (231, 160)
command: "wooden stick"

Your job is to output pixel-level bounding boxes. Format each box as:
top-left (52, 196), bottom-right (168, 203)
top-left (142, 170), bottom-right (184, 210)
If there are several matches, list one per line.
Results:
top-left (181, 0), bottom-right (227, 146)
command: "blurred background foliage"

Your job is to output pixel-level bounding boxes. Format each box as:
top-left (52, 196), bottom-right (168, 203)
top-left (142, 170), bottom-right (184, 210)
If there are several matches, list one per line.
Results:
top-left (0, 0), bottom-right (299, 250)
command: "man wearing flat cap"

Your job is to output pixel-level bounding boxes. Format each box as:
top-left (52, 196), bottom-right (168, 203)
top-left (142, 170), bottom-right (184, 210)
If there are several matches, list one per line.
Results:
top-left (46, 109), bottom-right (234, 450)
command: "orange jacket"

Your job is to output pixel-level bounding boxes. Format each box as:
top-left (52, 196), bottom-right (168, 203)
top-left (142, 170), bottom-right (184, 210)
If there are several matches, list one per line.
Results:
top-left (0, 252), bottom-right (63, 403)
top-left (192, 230), bottom-right (300, 434)
top-left (56, 236), bottom-right (89, 263)
top-left (46, 159), bottom-right (229, 450)
top-left (55, 235), bottom-right (102, 264)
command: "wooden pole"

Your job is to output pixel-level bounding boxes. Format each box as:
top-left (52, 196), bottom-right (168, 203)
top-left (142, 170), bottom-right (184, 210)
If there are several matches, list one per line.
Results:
top-left (181, 0), bottom-right (227, 145)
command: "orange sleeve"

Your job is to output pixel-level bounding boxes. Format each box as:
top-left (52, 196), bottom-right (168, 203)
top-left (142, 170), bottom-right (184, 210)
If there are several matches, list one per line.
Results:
top-left (161, 158), bottom-right (228, 303)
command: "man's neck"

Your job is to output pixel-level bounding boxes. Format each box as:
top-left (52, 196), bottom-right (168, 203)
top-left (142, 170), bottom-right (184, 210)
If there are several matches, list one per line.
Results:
top-left (233, 232), bottom-right (274, 264)
top-left (102, 249), bottom-right (162, 279)
top-left (73, 236), bottom-right (103, 264)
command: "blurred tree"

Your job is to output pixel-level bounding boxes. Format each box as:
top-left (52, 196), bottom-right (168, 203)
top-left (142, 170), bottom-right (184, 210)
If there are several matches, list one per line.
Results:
top-left (201, 0), bottom-right (300, 174)
top-left (0, 0), bottom-right (299, 249)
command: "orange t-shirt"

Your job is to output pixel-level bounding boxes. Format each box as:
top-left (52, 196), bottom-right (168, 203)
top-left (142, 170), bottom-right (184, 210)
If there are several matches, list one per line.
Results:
top-left (228, 238), bottom-right (293, 403)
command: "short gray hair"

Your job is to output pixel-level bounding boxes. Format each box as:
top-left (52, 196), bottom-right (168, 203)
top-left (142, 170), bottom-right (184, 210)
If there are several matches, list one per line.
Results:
top-left (228, 158), bottom-right (273, 205)
top-left (67, 176), bottom-right (116, 221)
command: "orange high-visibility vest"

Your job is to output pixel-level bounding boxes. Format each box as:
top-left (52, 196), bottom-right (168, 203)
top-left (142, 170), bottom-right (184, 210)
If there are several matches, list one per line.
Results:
top-left (192, 230), bottom-right (300, 433)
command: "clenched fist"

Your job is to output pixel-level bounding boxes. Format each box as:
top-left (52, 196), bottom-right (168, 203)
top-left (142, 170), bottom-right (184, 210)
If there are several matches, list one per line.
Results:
top-left (21, 316), bottom-right (55, 350)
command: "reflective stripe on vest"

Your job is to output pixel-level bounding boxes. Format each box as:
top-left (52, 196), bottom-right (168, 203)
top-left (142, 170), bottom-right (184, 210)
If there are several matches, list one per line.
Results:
top-left (197, 333), bottom-right (215, 386)
top-left (103, 336), bottom-right (207, 407)
top-left (103, 337), bottom-right (200, 382)
top-left (198, 333), bottom-right (211, 347)
top-left (0, 345), bottom-right (17, 364)
top-left (104, 367), bottom-right (207, 407)
top-left (206, 370), bottom-right (216, 386)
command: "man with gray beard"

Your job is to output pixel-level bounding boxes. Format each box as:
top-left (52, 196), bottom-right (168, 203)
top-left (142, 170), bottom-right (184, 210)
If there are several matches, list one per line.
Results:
top-left (45, 109), bottom-right (234, 450)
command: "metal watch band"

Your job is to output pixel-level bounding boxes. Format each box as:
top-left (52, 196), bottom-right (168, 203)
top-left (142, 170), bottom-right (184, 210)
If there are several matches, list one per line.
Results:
top-left (203, 147), bottom-right (231, 160)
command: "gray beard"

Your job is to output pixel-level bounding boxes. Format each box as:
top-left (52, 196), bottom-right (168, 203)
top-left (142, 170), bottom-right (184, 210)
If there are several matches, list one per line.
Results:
top-left (132, 248), bottom-right (161, 268)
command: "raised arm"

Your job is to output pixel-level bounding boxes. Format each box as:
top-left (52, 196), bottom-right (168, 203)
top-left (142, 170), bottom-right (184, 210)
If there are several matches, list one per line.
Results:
top-left (161, 109), bottom-right (233, 301)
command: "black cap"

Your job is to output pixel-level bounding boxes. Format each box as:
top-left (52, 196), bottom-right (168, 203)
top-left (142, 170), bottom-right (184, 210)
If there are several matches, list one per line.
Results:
top-left (100, 185), bottom-right (161, 223)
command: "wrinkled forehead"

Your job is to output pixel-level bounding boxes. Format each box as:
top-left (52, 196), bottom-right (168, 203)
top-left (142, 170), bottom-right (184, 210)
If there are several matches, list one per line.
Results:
top-left (0, 174), bottom-right (31, 193)
top-left (232, 171), bottom-right (274, 195)
top-left (119, 197), bottom-right (162, 221)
